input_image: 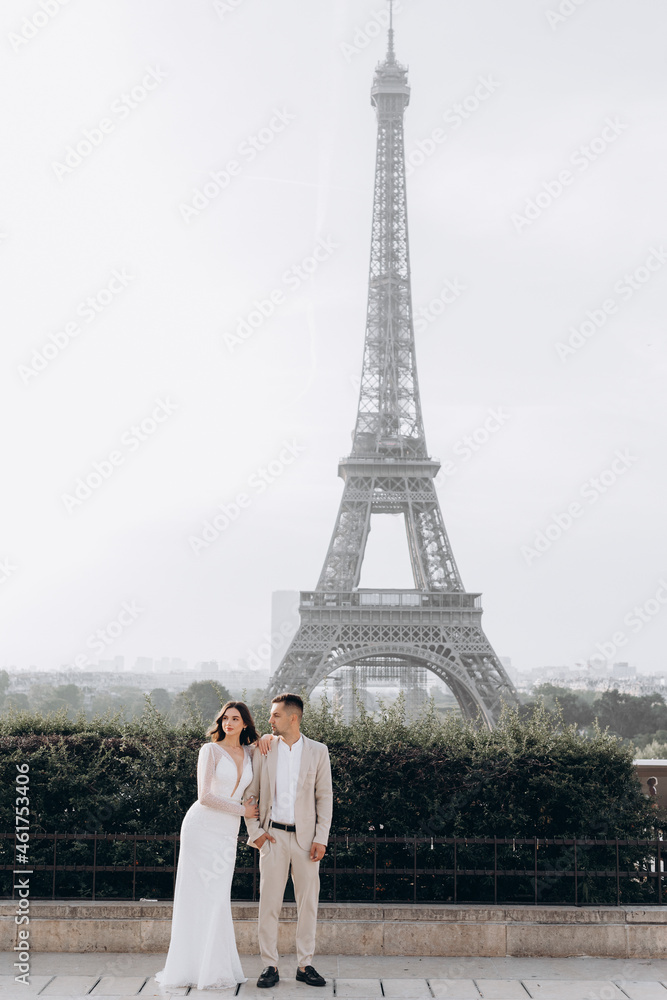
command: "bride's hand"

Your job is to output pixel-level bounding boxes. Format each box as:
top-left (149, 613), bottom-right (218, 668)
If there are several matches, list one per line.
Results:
top-left (256, 734), bottom-right (273, 756)
top-left (244, 800), bottom-right (259, 819)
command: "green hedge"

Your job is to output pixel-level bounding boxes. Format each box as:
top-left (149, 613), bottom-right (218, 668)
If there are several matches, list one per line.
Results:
top-left (301, 699), bottom-right (653, 841)
top-left (0, 697), bottom-right (653, 841)
top-left (0, 699), bottom-right (657, 903)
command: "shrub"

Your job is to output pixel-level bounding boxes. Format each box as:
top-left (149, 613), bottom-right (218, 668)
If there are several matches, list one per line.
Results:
top-left (0, 696), bottom-right (652, 841)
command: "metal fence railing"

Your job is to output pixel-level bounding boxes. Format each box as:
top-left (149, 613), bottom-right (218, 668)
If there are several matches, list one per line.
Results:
top-left (1, 832), bottom-right (663, 907)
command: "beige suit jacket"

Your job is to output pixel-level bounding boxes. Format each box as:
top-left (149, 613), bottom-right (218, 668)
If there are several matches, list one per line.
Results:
top-left (245, 735), bottom-right (333, 853)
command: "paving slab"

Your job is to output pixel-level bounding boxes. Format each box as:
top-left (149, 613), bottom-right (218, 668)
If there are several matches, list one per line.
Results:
top-left (333, 980), bottom-right (383, 998)
top-left (0, 975), bottom-right (54, 996)
top-left (138, 977), bottom-right (188, 995)
top-left (615, 985), bottom-right (667, 1000)
top-left (188, 990), bottom-right (242, 997)
top-left (5, 955), bottom-right (667, 998)
top-left (381, 981), bottom-right (432, 998)
top-left (474, 982), bottom-right (529, 999)
top-left (90, 977), bottom-right (148, 996)
top-left (0, 956), bottom-right (164, 978)
top-left (499, 961), bottom-right (667, 982)
top-left (37, 995), bottom-right (97, 1000)
top-left (235, 989), bottom-right (278, 1000)
top-left (429, 980), bottom-right (481, 998)
top-left (523, 982), bottom-right (627, 1000)
top-left (238, 980), bottom-right (334, 1000)
top-left (40, 976), bottom-right (101, 995)
top-left (117, 996), bottom-right (178, 1000)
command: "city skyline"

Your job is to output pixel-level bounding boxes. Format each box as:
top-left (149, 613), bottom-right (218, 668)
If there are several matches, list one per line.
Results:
top-left (4, 645), bottom-right (662, 679)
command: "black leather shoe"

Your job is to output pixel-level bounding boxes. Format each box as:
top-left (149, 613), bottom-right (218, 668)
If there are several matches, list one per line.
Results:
top-left (257, 966), bottom-right (279, 988)
top-left (296, 966), bottom-right (326, 987)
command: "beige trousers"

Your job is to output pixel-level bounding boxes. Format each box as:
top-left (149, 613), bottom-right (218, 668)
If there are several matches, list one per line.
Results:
top-left (258, 828), bottom-right (320, 969)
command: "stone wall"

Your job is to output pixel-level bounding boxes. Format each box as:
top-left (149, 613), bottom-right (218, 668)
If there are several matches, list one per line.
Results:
top-left (1, 901), bottom-right (666, 958)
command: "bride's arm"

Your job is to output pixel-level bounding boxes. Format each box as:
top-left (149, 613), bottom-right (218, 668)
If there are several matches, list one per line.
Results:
top-left (196, 743), bottom-right (245, 815)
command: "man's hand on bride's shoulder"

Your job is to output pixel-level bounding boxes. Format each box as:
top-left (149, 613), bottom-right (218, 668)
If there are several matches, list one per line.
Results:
top-left (255, 733), bottom-right (274, 756)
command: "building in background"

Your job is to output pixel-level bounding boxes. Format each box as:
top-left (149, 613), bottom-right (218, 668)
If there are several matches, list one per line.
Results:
top-left (153, 656), bottom-right (189, 673)
top-left (194, 661), bottom-right (220, 680)
top-left (98, 655), bottom-right (125, 673)
top-left (132, 657), bottom-right (153, 673)
top-left (613, 662), bottom-right (637, 678)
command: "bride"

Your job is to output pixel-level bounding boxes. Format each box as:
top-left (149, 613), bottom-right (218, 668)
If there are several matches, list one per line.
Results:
top-left (155, 700), bottom-right (262, 991)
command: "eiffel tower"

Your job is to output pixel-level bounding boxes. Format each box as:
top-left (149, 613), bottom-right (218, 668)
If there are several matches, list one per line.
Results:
top-left (270, 4), bottom-right (518, 727)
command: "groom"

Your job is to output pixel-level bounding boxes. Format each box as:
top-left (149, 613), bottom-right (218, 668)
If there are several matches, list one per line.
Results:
top-left (244, 693), bottom-right (333, 988)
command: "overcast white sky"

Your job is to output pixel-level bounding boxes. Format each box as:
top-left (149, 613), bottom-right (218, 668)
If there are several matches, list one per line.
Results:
top-left (2, 0), bottom-right (667, 677)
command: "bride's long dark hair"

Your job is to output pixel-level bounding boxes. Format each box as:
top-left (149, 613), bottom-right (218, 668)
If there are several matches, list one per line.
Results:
top-left (207, 700), bottom-right (259, 745)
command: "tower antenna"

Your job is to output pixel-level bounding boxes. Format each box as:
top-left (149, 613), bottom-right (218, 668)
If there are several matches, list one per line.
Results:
top-left (387, 0), bottom-right (395, 61)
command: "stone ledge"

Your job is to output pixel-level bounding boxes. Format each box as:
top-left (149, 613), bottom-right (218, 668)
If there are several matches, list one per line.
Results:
top-left (3, 901), bottom-right (666, 922)
top-left (2, 901), bottom-right (666, 957)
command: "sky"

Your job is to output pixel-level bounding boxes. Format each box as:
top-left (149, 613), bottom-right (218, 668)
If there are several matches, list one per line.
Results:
top-left (2, 0), bottom-right (667, 677)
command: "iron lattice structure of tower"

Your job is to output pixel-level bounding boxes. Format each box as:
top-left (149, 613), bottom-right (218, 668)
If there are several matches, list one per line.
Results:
top-left (270, 10), bottom-right (518, 727)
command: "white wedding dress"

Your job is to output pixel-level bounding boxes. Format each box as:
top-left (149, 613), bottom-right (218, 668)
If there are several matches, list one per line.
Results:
top-left (155, 741), bottom-right (253, 991)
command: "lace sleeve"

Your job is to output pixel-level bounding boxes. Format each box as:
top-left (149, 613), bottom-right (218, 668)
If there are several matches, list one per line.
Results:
top-left (196, 744), bottom-right (244, 816)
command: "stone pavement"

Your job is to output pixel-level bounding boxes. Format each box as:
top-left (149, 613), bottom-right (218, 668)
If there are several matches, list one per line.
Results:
top-left (2, 954), bottom-right (667, 1000)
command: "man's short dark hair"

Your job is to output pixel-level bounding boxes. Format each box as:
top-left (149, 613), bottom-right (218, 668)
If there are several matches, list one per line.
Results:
top-left (272, 693), bottom-right (304, 718)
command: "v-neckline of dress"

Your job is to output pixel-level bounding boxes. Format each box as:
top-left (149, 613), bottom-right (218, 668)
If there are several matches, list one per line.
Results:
top-left (212, 742), bottom-right (247, 797)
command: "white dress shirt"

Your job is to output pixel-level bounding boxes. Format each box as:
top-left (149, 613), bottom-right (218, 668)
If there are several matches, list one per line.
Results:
top-left (271, 736), bottom-right (303, 825)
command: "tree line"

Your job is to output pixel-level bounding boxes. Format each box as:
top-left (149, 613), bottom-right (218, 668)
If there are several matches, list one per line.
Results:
top-left (3, 672), bottom-right (667, 755)
top-left (0, 672), bottom-right (235, 727)
top-left (520, 683), bottom-right (667, 755)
